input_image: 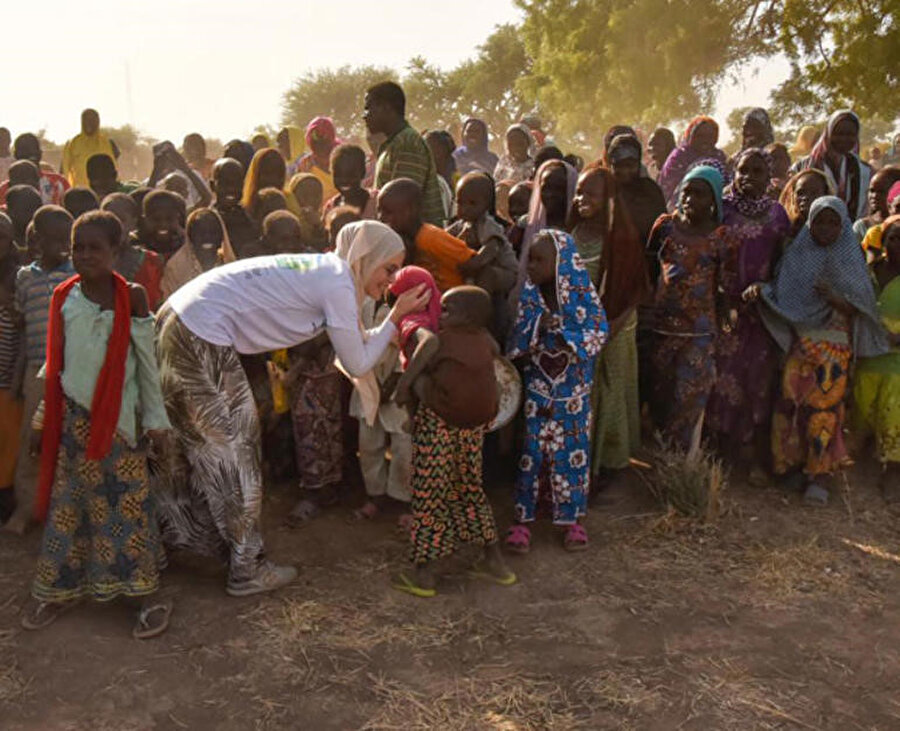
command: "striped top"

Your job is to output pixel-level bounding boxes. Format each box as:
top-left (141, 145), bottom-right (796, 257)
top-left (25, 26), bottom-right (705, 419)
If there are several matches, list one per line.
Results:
top-left (374, 123), bottom-right (446, 227)
top-left (16, 260), bottom-right (75, 366)
top-left (0, 307), bottom-right (20, 389)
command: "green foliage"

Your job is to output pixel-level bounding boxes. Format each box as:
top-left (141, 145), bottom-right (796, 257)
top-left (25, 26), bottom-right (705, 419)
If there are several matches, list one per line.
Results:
top-left (281, 65), bottom-right (398, 141)
top-left (773, 0), bottom-right (900, 123)
top-left (514, 0), bottom-right (767, 152)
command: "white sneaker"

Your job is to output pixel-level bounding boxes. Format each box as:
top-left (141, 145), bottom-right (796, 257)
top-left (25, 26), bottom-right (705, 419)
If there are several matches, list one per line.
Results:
top-left (226, 561), bottom-right (298, 597)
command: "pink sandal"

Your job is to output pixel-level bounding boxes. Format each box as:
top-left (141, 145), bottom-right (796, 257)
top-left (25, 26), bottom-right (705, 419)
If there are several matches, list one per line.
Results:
top-left (505, 524), bottom-right (531, 554)
top-left (564, 524), bottom-right (589, 552)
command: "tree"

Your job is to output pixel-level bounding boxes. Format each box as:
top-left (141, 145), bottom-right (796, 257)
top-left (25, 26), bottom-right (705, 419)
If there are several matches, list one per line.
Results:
top-left (514, 0), bottom-right (767, 153)
top-left (772, 0), bottom-right (900, 124)
top-left (281, 65), bottom-right (397, 141)
top-left (403, 57), bottom-right (462, 133)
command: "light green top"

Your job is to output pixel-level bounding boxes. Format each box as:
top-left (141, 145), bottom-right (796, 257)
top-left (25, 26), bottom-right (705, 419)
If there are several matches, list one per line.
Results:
top-left (57, 284), bottom-right (170, 444)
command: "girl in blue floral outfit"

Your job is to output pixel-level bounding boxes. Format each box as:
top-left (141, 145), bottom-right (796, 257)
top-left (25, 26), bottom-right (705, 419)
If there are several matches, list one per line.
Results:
top-left (507, 229), bottom-right (607, 553)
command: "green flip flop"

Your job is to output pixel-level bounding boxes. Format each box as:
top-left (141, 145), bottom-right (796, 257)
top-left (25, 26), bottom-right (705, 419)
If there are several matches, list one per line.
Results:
top-left (392, 572), bottom-right (437, 598)
top-left (467, 563), bottom-right (518, 587)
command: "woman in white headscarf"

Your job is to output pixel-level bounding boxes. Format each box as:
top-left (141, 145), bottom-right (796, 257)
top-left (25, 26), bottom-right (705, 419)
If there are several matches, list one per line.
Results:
top-left (153, 221), bottom-right (429, 597)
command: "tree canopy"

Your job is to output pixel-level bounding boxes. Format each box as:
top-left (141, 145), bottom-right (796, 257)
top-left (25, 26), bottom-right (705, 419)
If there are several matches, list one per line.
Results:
top-left (277, 3), bottom-right (899, 154)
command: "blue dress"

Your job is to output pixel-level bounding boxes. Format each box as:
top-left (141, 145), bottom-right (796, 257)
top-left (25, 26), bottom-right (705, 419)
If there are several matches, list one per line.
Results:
top-left (508, 230), bottom-right (608, 524)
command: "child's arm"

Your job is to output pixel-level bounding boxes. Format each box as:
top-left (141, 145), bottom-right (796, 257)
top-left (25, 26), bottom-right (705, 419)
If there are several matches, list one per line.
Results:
top-left (129, 284), bottom-right (171, 451)
top-left (458, 238), bottom-right (500, 276)
top-left (394, 329), bottom-right (440, 408)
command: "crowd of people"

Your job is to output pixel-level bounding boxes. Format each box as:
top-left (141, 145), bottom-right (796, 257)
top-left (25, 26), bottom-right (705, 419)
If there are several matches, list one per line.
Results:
top-left (0, 84), bottom-right (898, 639)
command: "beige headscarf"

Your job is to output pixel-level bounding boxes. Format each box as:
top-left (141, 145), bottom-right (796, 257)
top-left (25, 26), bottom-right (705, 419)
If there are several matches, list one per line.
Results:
top-left (161, 208), bottom-right (237, 300)
top-left (333, 220), bottom-right (405, 425)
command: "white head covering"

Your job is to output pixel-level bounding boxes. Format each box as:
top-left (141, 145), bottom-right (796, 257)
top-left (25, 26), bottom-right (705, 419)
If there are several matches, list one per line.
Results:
top-left (333, 220), bottom-right (405, 424)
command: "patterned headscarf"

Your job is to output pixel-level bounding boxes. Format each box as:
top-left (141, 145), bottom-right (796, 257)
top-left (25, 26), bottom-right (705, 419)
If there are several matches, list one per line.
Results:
top-left (742, 108), bottom-right (775, 149)
top-left (677, 165), bottom-right (725, 223)
top-left (508, 228), bottom-right (607, 365)
top-left (725, 148), bottom-right (774, 218)
top-left (760, 196), bottom-right (888, 358)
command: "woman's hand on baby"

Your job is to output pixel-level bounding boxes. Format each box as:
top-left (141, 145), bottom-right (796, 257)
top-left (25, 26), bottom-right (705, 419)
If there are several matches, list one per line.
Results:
top-left (390, 284), bottom-right (432, 325)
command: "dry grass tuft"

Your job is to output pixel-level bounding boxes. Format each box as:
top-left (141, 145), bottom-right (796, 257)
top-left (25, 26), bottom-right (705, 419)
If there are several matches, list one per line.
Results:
top-left (637, 439), bottom-right (726, 521)
top-left (744, 536), bottom-right (849, 601)
top-left (0, 659), bottom-right (30, 705)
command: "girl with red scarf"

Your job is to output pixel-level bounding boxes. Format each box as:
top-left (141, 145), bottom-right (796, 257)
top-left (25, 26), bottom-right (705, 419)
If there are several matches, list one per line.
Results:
top-left (22, 211), bottom-right (173, 639)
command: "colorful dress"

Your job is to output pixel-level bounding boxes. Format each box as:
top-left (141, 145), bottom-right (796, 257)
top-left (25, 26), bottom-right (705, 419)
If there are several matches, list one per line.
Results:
top-left (508, 230), bottom-right (607, 524)
top-left (649, 215), bottom-right (730, 448)
top-left (707, 195), bottom-right (790, 446)
top-left (760, 196), bottom-right (889, 476)
top-left (33, 286), bottom-right (170, 603)
top-left (852, 275), bottom-right (900, 464)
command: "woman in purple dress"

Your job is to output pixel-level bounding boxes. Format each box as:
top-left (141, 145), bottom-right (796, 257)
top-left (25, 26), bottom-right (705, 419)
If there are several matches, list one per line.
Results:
top-left (706, 148), bottom-right (790, 473)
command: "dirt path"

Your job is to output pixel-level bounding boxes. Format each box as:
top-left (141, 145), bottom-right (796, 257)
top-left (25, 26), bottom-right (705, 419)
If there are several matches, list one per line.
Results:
top-left (3, 462), bottom-right (900, 729)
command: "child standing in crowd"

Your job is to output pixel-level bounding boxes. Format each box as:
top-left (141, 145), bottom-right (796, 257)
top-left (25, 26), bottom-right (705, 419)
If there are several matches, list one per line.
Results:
top-left (139, 190), bottom-right (186, 261)
top-left (752, 197), bottom-right (888, 505)
top-left (647, 166), bottom-right (730, 450)
top-left (287, 174), bottom-right (328, 248)
top-left (494, 124), bottom-right (535, 185)
top-left (507, 230), bottom-right (607, 553)
top-left (707, 149), bottom-right (790, 473)
top-left (21, 210), bottom-right (173, 637)
top-left (447, 172), bottom-right (518, 332)
top-left (779, 170), bottom-right (833, 238)
top-left (324, 144), bottom-right (377, 219)
top-left (102, 193), bottom-right (165, 311)
top-left (161, 207), bottom-right (236, 300)
top-left (211, 157), bottom-right (259, 259)
top-left (6, 186), bottom-right (43, 252)
top-left (569, 165), bottom-right (649, 490)
top-left (377, 179), bottom-right (474, 292)
top-left (62, 187), bottom-right (100, 220)
top-left (853, 215), bottom-right (900, 499)
top-left (393, 285), bottom-right (514, 597)
top-left (5, 206), bottom-right (74, 535)
top-left (0, 215), bottom-right (22, 524)
top-left (325, 206), bottom-right (362, 249)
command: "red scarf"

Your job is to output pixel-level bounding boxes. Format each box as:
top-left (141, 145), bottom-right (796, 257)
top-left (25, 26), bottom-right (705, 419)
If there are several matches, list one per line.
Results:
top-left (34, 273), bottom-right (132, 521)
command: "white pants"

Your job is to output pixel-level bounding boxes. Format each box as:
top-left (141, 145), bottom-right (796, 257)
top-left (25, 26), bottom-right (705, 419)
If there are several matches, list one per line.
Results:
top-left (358, 421), bottom-right (412, 503)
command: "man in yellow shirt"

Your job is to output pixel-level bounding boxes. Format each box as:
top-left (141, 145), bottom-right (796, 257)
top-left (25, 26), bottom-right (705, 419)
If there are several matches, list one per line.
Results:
top-left (61, 109), bottom-right (114, 187)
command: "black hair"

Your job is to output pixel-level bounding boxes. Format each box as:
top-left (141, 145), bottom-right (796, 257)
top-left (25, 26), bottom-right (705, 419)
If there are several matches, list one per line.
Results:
top-left (86, 153), bottom-right (117, 179)
top-left (63, 187), bottom-right (101, 219)
top-left (563, 154), bottom-right (584, 172)
top-left (325, 204), bottom-right (361, 231)
top-left (223, 139), bottom-right (255, 170)
top-left (262, 209), bottom-right (301, 237)
top-left (443, 285), bottom-right (493, 329)
top-left (72, 209), bottom-right (122, 249)
top-left (33, 205), bottom-right (74, 235)
top-left (143, 189), bottom-right (187, 223)
top-left (459, 171), bottom-right (498, 219)
top-left (366, 81), bottom-right (405, 117)
top-left (8, 159), bottom-right (40, 186)
top-left (13, 133), bottom-right (40, 161)
top-left (330, 144), bottom-right (367, 176)
top-left (129, 186), bottom-right (153, 210)
top-left (379, 177), bottom-right (422, 207)
top-left (533, 145), bottom-right (564, 169)
top-left (101, 191), bottom-right (139, 218)
top-left (650, 127), bottom-right (677, 149)
top-left (5, 185), bottom-right (42, 216)
top-left (183, 133), bottom-right (206, 155)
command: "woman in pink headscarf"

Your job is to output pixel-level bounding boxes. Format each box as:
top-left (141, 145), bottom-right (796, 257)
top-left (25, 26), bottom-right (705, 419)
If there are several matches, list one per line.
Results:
top-left (289, 116), bottom-right (340, 200)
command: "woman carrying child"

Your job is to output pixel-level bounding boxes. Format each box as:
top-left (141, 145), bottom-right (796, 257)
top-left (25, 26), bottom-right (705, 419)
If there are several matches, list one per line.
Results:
top-left (749, 197), bottom-right (888, 505)
top-left (507, 229), bottom-right (608, 553)
top-left (23, 211), bottom-right (173, 638)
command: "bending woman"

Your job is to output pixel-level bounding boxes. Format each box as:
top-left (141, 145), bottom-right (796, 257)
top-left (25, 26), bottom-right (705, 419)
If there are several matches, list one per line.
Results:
top-left (154, 221), bottom-right (428, 596)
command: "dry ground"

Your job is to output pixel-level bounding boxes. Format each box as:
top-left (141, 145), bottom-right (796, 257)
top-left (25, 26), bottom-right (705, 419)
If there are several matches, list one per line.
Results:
top-left (2, 458), bottom-right (900, 730)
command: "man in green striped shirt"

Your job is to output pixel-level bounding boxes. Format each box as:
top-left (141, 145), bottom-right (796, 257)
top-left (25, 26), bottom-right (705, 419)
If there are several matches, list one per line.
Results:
top-left (364, 82), bottom-right (446, 227)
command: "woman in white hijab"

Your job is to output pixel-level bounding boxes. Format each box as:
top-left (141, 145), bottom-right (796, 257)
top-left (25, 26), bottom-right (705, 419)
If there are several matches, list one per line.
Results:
top-left (154, 221), bottom-right (429, 597)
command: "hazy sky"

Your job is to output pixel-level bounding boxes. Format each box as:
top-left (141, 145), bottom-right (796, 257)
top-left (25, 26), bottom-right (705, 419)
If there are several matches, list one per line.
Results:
top-left (4, 0), bottom-right (787, 147)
